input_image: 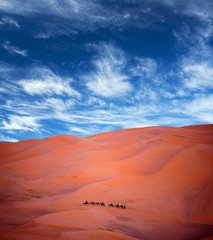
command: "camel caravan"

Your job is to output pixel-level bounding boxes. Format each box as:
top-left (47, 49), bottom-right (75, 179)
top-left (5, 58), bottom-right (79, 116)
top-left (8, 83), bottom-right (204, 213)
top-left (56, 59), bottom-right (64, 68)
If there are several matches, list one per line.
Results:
top-left (83, 200), bottom-right (126, 209)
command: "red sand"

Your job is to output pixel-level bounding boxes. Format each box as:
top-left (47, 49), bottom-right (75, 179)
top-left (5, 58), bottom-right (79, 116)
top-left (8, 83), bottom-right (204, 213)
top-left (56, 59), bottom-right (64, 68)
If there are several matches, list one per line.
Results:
top-left (0, 125), bottom-right (213, 240)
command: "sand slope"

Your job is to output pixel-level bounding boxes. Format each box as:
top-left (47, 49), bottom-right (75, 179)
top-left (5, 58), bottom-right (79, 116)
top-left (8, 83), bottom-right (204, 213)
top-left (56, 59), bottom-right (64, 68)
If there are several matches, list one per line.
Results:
top-left (0, 125), bottom-right (213, 240)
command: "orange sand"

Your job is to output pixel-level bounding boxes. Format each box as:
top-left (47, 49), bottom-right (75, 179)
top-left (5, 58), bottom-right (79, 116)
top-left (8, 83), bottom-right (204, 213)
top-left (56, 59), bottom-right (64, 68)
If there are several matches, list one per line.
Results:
top-left (0, 125), bottom-right (213, 239)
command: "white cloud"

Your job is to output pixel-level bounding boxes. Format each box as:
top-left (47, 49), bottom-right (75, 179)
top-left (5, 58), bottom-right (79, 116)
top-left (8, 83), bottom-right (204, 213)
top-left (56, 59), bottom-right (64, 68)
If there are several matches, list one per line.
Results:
top-left (0, 87), bottom-right (6, 92)
top-left (0, 62), bottom-right (12, 73)
top-left (68, 126), bottom-right (93, 136)
top-left (67, 0), bottom-right (80, 12)
top-left (132, 57), bottom-right (157, 78)
top-left (0, 0), bottom-right (131, 36)
top-left (185, 94), bottom-right (213, 113)
top-left (0, 135), bottom-right (19, 142)
top-left (183, 1), bottom-right (213, 23)
top-left (1, 0), bottom-right (212, 38)
top-left (176, 89), bottom-right (190, 97)
top-left (197, 112), bottom-right (213, 123)
top-left (134, 88), bottom-right (158, 101)
top-left (2, 88), bottom-right (212, 138)
top-left (33, 32), bottom-right (51, 39)
top-left (160, 0), bottom-right (213, 21)
top-left (86, 43), bottom-right (132, 97)
top-left (0, 16), bottom-right (20, 28)
top-left (55, 104), bottom-right (161, 129)
top-left (2, 41), bottom-right (28, 57)
top-left (1, 115), bottom-right (41, 131)
top-left (182, 63), bottom-right (213, 90)
top-left (43, 98), bottom-right (76, 112)
top-left (167, 0), bottom-right (213, 66)
top-left (85, 96), bottom-right (106, 107)
top-left (19, 68), bottom-right (80, 97)
top-left (171, 1), bottom-right (213, 94)
top-left (86, 71), bottom-right (131, 98)
top-left (171, 94), bottom-right (213, 124)
top-left (0, 1), bottom-right (12, 10)
top-left (0, 63), bottom-right (21, 95)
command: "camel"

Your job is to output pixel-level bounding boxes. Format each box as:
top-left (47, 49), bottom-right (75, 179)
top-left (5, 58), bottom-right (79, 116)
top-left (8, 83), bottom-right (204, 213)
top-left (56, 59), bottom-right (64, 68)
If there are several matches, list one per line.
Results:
top-left (82, 201), bottom-right (126, 209)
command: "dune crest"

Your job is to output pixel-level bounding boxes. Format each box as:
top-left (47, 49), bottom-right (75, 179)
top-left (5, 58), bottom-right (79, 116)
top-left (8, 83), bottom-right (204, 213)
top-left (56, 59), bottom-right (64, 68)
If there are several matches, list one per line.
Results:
top-left (0, 125), bottom-right (213, 239)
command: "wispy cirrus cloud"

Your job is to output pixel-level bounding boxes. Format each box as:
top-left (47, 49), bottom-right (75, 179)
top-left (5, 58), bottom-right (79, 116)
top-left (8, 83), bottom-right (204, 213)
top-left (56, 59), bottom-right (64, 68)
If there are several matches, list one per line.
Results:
top-left (175, 27), bottom-right (213, 94)
top-left (0, 135), bottom-right (19, 142)
top-left (169, 94), bottom-right (213, 124)
top-left (0, 0), bottom-right (122, 32)
top-left (185, 95), bottom-right (213, 122)
top-left (0, 87), bottom-right (211, 139)
top-left (0, 16), bottom-right (20, 28)
top-left (159, 0), bottom-right (213, 20)
top-left (18, 67), bottom-right (80, 97)
top-left (0, 41), bottom-right (211, 140)
top-left (131, 57), bottom-right (157, 79)
top-left (0, 0), bottom-right (83, 16)
top-left (68, 126), bottom-right (94, 136)
top-left (0, 64), bottom-right (81, 99)
top-left (1, 0), bottom-right (212, 38)
top-left (2, 41), bottom-right (28, 57)
top-left (169, 0), bottom-right (213, 96)
top-left (0, 0), bottom-right (163, 38)
top-left (1, 115), bottom-right (41, 132)
top-left (85, 43), bottom-right (132, 98)
top-left (0, 61), bottom-right (13, 74)
top-left (182, 63), bottom-right (213, 90)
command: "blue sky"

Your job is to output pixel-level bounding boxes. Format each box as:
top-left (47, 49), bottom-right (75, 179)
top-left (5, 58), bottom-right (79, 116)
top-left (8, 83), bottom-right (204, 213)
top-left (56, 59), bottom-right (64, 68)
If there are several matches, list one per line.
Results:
top-left (0, 0), bottom-right (213, 141)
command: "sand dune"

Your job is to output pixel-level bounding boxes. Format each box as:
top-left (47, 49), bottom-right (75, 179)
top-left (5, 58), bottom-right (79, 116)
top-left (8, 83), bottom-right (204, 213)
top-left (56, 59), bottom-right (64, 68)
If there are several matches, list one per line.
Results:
top-left (0, 125), bottom-right (213, 239)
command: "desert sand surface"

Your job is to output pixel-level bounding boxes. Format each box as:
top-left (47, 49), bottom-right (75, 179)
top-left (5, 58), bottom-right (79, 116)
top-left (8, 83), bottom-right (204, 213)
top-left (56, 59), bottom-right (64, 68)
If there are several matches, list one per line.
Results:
top-left (0, 125), bottom-right (213, 240)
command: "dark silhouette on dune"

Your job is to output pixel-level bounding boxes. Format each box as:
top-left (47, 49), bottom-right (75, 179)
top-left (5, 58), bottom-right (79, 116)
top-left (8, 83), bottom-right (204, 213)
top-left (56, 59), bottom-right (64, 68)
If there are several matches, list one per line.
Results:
top-left (82, 201), bottom-right (126, 209)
